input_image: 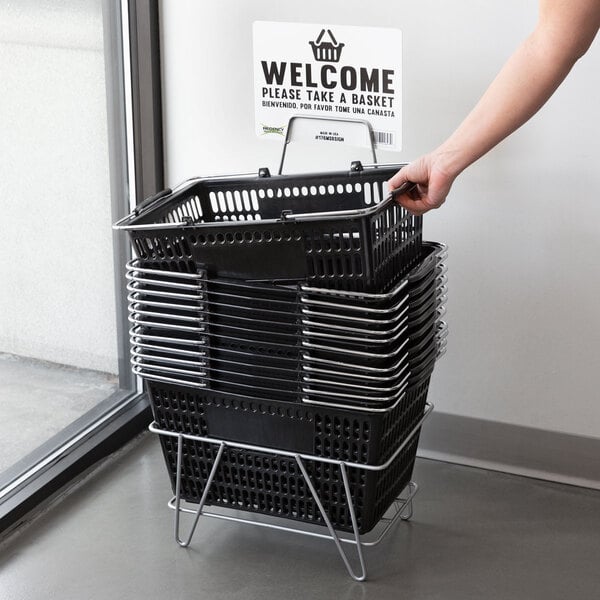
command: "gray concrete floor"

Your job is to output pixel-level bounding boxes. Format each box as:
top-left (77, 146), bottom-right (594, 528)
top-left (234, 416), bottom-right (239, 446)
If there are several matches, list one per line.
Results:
top-left (0, 353), bottom-right (118, 472)
top-left (1, 433), bottom-right (599, 599)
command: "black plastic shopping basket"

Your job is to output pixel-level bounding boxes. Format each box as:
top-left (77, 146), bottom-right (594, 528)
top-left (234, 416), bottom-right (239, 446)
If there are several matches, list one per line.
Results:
top-left (114, 162), bottom-right (422, 292)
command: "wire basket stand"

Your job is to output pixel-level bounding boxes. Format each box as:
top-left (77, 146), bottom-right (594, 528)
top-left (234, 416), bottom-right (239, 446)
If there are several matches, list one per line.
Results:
top-left (123, 117), bottom-right (446, 582)
top-left (149, 401), bottom-right (432, 582)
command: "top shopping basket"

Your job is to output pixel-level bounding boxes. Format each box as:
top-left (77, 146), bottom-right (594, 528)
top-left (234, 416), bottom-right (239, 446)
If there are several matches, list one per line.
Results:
top-left (114, 162), bottom-right (422, 292)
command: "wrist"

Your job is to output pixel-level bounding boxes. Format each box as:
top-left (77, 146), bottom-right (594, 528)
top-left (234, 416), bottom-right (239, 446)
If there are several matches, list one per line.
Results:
top-left (432, 144), bottom-right (470, 180)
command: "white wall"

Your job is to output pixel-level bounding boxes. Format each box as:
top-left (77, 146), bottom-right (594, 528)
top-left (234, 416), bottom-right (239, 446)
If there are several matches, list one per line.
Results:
top-left (0, 0), bottom-right (118, 374)
top-left (160, 1), bottom-right (600, 439)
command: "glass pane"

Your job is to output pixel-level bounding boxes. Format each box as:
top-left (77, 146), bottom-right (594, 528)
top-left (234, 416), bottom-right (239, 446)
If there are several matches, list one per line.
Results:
top-left (0, 0), bottom-right (120, 474)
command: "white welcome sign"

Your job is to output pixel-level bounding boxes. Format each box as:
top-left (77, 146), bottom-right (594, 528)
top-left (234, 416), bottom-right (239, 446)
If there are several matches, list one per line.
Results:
top-left (253, 21), bottom-right (403, 150)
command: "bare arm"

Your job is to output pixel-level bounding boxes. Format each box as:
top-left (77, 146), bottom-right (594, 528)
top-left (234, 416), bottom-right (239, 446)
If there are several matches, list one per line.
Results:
top-left (390, 0), bottom-right (600, 215)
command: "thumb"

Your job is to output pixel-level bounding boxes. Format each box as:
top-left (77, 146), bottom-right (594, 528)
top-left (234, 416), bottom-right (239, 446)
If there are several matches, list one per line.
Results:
top-left (388, 157), bottom-right (431, 191)
top-left (387, 164), bottom-right (413, 190)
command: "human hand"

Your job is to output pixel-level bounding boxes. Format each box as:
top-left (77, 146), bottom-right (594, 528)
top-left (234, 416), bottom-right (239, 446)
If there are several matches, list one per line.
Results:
top-left (388, 153), bottom-right (457, 215)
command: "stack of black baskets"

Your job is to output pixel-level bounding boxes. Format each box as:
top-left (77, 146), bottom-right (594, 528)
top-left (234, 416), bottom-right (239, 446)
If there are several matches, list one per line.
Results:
top-left (117, 162), bottom-right (447, 535)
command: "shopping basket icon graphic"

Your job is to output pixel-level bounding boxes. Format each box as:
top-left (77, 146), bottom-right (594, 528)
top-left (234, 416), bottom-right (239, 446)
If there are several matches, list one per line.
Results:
top-left (310, 29), bottom-right (344, 62)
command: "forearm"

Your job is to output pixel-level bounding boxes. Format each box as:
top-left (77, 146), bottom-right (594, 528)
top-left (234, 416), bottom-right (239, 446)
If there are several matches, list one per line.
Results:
top-left (437, 2), bottom-right (600, 177)
top-left (390, 0), bottom-right (600, 215)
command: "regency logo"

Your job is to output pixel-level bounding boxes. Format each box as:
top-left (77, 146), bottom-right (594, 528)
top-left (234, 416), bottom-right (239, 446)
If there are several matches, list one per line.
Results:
top-left (261, 124), bottom-right (286, 135)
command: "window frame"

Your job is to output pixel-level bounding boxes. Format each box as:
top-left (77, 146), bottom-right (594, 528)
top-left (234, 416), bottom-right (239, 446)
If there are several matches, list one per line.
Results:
top-left (0, 0), bottom-right (164, 536)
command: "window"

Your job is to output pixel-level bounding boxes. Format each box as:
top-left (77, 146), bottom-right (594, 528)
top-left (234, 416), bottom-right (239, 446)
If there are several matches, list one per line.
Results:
top-left (0, 0), bottom-right (162, 534)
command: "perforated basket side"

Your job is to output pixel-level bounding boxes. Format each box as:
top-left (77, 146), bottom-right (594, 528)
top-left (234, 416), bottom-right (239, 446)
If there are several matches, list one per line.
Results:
top-left (158, 428), bottom-right (420, 535)
top-left (369, 203), bottom-right (423, 292)
top-left (147, 379), bottom-right (426, 466)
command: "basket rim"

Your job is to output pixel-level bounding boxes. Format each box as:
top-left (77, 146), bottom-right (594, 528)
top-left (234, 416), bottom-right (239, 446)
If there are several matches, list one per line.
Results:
top-left (114, 164), bottom-right (406, 231)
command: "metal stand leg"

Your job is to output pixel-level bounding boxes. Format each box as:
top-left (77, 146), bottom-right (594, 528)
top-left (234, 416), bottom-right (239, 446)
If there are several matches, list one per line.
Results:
top-left (399, 481), bottom-right (417, 521)
top-left (174, 435), bottom-right (226, 547)
top-left (295, 456), bottom-right (367, 582)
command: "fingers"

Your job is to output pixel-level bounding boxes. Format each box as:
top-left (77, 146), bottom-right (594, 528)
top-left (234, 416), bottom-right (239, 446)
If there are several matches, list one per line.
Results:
top-left (387, 168), bottom-right (410, 190)
top-left (388, 160), bottom-right (434, 215)
top-left (388, 160), bottom-right (423, 190)
top-left (388, 155), bottom-right (454, 215)
top-left (396, 194), bottom-right (443, 216)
